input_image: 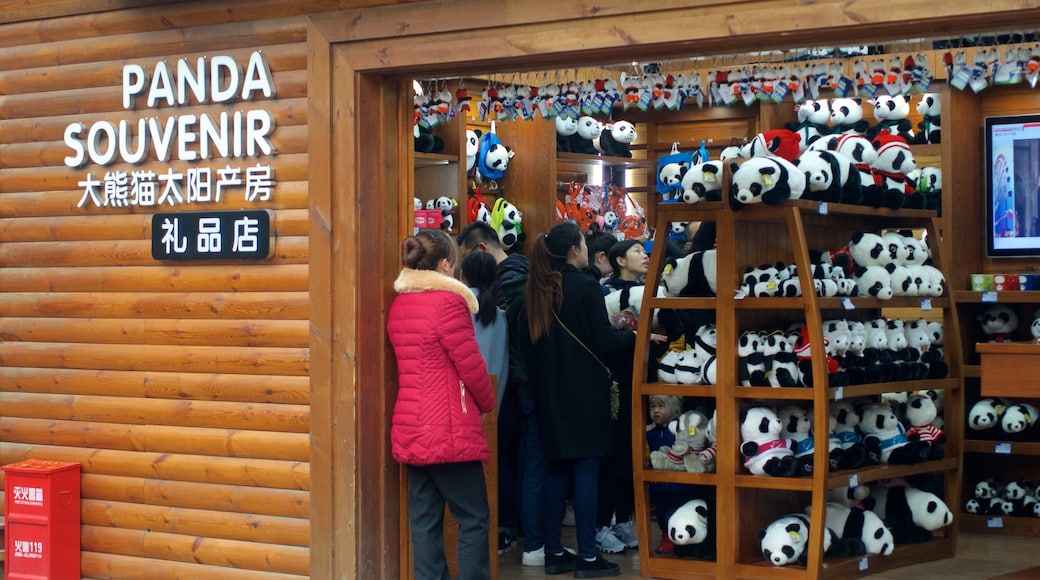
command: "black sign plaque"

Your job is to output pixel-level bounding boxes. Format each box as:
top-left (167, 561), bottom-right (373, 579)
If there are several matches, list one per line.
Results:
top-left (151, 210), bottom-right (272, 260)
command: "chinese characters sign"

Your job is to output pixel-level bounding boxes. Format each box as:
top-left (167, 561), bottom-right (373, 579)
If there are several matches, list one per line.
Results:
top-left (152, 210), bottom-right (272, 260)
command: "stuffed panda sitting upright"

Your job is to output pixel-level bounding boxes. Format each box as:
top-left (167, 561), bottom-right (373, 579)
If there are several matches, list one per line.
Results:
top-left (594, 120), bottom-right (637, 158)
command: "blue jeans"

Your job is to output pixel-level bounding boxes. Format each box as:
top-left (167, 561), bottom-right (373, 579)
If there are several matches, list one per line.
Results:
top-left (519, 391), bottom-right (545, 551)
top-left (545, 457), bottom-right (601, 560)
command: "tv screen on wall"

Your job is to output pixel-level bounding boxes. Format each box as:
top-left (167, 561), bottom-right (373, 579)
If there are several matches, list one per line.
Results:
top-left (986, 114), bottom-right (1040, 257)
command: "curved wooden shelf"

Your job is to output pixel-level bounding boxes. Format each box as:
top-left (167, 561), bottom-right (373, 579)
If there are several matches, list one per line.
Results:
top-left (556, 151), bottom-right (655, 172)
top-left (964, 440), bottom-right (1040, 456)
top-left (826, 457), bottom-right (958, 489)
top-left (638, 383), bottom-right (716, 397)
top-left (736, 535), bottom-right (954, 579)
top-left (829, 377), bottom-right (959, 399)
top-left (958, 513), bottom-right (1040, 536)
top-left (641, 470), bottom-right (717, 486)
top-left (735, 474), bottom-right (814, 491)
top-left (645, 297), bottom-right (717, 310)
top-left (734, 386), bottom-right (814, 400)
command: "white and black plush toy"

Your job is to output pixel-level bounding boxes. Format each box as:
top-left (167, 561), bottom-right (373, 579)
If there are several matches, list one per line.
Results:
top-left (778, 405), bottom-right (815, 475)
top-left (794, 149), bottom-right (862, 205)
top-left (465, 128), bottom-right (481, 172)
top-left (868, 95), bottom-right (915, 142)
top-left (668, 498), bottom-right (717, 561)
top-left (690, 324), bottom-right (718, 386)
top-left (865, 485), bottom-right (952, 544)
top-left (822, 502), bottom-right (892, 556)
top-left (476, 130), bottom-right (514, 181)
top-left (1001, 403), bottom-right (1039, 440)
top-left (859, 402), bottom-right (929, 464)
top-left (680, 160), bottom-right (725, 203)
top-left (868, 131), bottom-right (917, 209)
top-left (729, 156), bottom-right (806, 211)
top-left (568, 115), bottom-right (603, 154)
top-left (913, 93), bottom-right (942, 144)
top-left (738, 330), bottom-right (768, 386)
top-left (740, 263), bottom-right (786, 297)
top-left (1002, 480), bottom-right (1040, 516)
top-left (830, 400), bottom-right (872, 468)
top-left (661, 249), bottom-right (718, 297)
top-left (786, 99), bottom-right (833, 151)
top-left (968, 398), bottom-right (1010, 433)
top-left (672, 348), bottom-right (701, 385)
top-left (759, 330), bottom-right (800, 387)
top-left (657, 350), bottom-right (680, 383)
top-left (594, 120), bottom-right (637, 158)
top-left (831, 133), bottom-right (880, 205)
top-left (740, 406), bottom-right (799, 477)
top-left (829, 97), bottom-right (870, 135)
top-left (759, 513), bottom-right (829, 566)
top-left (650, 409), bottom-right (711, 472)
top-left (979, 305), bottom-right (1018, 342)
top-left (555, 116), bottom-right (578, 152)
top-left (904, 393), bottom-right (945, 460)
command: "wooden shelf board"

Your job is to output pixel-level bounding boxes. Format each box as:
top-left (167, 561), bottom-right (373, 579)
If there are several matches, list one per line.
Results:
top-left (826, 458), bottom-right (958, 489)
top-left (959, 514), bottom-right (1040, 536)
top-left (655, 200), bottom-right (727, 220)
top-left (964, 440), bottom-right (1040, 455)
top-left (735, 474), bottom-right (814, 491)
top-left (414, 152), bottom-right (458, 167)
top-left (644, 297), bottom-right (717, 310)
top-left (817, 536), bottom-right (954, 579)
top-left (639, 383), bottom-right (716, 397)
top-left (816, 296), bottom-right (950, 310)
top-left (734, 296), bottom-right (806, 310)
top-left (734, 386), bottom-right (814, 400)
top-left (952, 290), bottom-right (1040, 303)
top-left (963, 364), bottom-right (981, 378)
top-left (643, 555), bottom-right (718, 580)
top-left (730, 199), bottom-right (939, 221)
top-left (734, 562), bottom-right (807, 579)
top-left (556, 151), bottom-right (655, 171)
top-left (640, 470), bottom-right (717, 485)
top-left (831, 377), bottom-right (959, 399)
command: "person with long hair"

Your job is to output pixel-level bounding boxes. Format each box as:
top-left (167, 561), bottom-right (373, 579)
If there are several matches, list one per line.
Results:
top-left (461, 250), bottom-right (509, 408)
top-left (387, 229), bottom-right (496, 580)
top-left (517, 221), bottom-right (636, 578)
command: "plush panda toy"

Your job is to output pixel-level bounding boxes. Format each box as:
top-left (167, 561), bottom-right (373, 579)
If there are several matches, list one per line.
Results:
top-left (859, 403), bottom-right (929, 464)
top-left (904, 393), bottom-right (946, 460)
top-left (680, 160), bottom-right (725, 203)
top-left (758, 513), bottom-right (829, 566)
top-left (794, 148), bottom-right (862, 205)
top-left (566, 116), bottom-right (602, 155)
top-left (978, 305), bottom-right (1018, 342)
top-left (868, 95), bottom-right (915, 142)
top-left (555, 116), bottom-right (578, 152)
top-left (667, 498), bottom-right (717, 561)
top-left (778, 405), bottom-right (815, 475)
top-left (968, 397), bottom-right (1010, 434)
top-left (829, 97), bottom-right (870, 135)
top-left (661, 249), bottom-right (718, 297)
top-left (690, 324), bottom-right (718, 386)
top-left (729, 156), bottom-right (807, 211)
top-left (1000, 403), bottom-right (1039, 440)
top-left (740, 263), bottom-right (785, 297)
top-left (740, 406), bottom-right (799, 477)
top-left (865, 485), bottom-right (952, 544)
top-left (476, 130), bottom-right (514, 181)
top-left (786, 99), bottom-right (833, 151)
top-left (465, 128), bottom-right (481, 172)
top-left (848, 231), bottom-right (895, 300)
top-left (829, 401), bottom-right (869, 471)
top-left (657, 350), bottom-right (680, 383)
top-left (913, 92), bottom-right (942, 144)
top-left (672, 347), bottom-right (702, 385)
top-left (744, 128), bottom-right (803, 162)
top-left (650, 409), bottom-right (711, 472)
top-left (594, 120), bottom-right (637, 158)
top-left (868, 131), bottom-right (917, 210)
top-left (1002, 480), bottom-right (1040, 516)
top-left (738, 330), bottom-right (768, 386)
top-left (490, 198), bottom-right (523, 250)
top-left (759, 330), bottom-right (800, 387)
top-left (822, 502), bottom-right (893, 556)
top-left (831, 133), bottom-right (881, 205)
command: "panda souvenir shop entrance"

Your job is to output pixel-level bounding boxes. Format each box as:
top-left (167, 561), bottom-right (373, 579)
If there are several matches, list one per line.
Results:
top-left (306, 2), bottom-right (1040, 578)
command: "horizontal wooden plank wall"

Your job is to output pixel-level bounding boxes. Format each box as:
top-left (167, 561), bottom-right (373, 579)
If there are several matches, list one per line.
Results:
top-left (0, 0), bottom-right (408, 577)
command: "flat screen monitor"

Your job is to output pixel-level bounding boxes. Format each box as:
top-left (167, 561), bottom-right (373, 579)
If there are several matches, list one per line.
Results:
top-left (986, 114), bottom-right (1040, 257)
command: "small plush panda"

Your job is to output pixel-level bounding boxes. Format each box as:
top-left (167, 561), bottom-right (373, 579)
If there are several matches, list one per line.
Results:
top-left (868, 94), bottom-right (915, 142)
top-left (740, 406), bottom-right (799, 477)
top-left (1003, 480), bottom-right (1038, 516)
top-left (829, 400), bottom-right (870, 469)
top-left (740, 263), bottom-right (785, 297)
top-left (658, 161), bottom-right (690, 199)
top-left (968, 398), bottom-right (1009, 433)
top-left (913, 92), bottom-right (942, 144)
top-left (680, 160), bottom-right (725, 203)
top-left (555, 116), bottom-right (578, 152)
top-left (978, 305), bottom-right (1019, 343)
top-left (690, 324), bottom-right (718, 386)
top-left (476, 131), bottom-right (514, 181)
top-left (759, 513), bottom-right (830, 566)
top-left (865, 485), bottom-right (952, 544)
top-left (465, 128), bottom-right (481, 172)
top-left (785, 99), bottom-right (833, 151)
top-left (738, 330), bottom-right (767, 386)
top-left (672, 347), bottom-right (701, 385)
top-left (858, 402), bottom-right (929, 464)
top-left (729, 156), bottom-right (807, 211)
top-left (567, 115), bottom-right (602, 155)
top-left (869, 131), bottom-right (916, 210)
top-left (594, 120), bottom-right (637, 158)
top-left (823, 502), bottom-right (893, 556)
top-left (778, 405), bottom-right (815, 475)
top-left (661, 249), bottom-right (718, 297)
top-left (1001, 403), bottom-right (1039, 439)
top-left (489, 198), bottom-right (522, 250)
top-left (667, 498), bottom-right (717, 561)
top-left (829, 97), bottom-right (870, 135)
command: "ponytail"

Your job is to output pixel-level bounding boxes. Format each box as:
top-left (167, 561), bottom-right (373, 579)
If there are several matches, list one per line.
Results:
top-left (461, 251), bottom-right (499, 327)
top-left (524, 221), bottom-right (582, 342)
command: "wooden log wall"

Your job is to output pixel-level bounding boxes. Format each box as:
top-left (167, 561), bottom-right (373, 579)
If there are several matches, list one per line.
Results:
top-left (0, 1), bottom-right (404, 577)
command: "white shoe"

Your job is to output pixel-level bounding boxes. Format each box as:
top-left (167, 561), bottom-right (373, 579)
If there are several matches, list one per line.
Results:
top-left (613, 520), bottom-right (639, 548)
top-left (595, 526), bottom-right (626, 553)
top-left (523, 546), bottom-right (574, 567)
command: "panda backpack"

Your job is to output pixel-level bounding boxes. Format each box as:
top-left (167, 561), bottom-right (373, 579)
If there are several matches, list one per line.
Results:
top-left (490, 197), bottom-right (523, 250)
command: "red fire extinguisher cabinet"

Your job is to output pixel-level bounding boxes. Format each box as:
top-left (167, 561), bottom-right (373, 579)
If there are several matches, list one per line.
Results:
top-left (2, 459), bottom-right (81, 580)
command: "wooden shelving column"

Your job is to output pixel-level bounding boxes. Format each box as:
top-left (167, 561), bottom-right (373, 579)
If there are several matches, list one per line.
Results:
top-left (632, 196), bottom-right (964, 579)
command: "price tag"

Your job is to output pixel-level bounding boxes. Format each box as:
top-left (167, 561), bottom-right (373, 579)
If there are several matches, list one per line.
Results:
top-left (734, 290), bottom-right (747, 300)
top-left (859, 556), bottom-right (869, 572)
top-left (818, 202), bottom-right (828, 215)
top-left (848, 473), bottom-right (859, 488)
top-left (995, 442), bottom-right (1012, 455)
top-left (920, 298), bottom-right (932, 311)
top-left (842, 297), bottom-right (855, 310)
top-left (981, 291), bottom-right (998, 303)
top-left (835, 387), bottom-right (844, 400)
top-left (987, 516), bottom-right (1004, 528)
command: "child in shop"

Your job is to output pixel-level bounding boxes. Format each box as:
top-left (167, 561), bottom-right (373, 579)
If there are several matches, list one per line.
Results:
top-left (645, 394), bottom-right (685, 554)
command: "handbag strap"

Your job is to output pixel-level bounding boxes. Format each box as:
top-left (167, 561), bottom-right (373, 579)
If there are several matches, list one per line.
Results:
top-left (553, 311), bottom-right (612, 376)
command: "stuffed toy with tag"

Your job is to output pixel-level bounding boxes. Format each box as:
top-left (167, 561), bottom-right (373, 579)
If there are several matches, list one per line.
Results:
top-left (661, 249), bottom-right (718, 297)
top-left (778, 405), bottom-right (815, 475)
top-left (729, 156), bottom-right (806, 211)
top-left (868, 95), bottom-right (915, 142)
top-left (667, 497), bottom-right (717, 561)
top-left (968, 397), bottom-right (1010, 436)
top-left (650, 409), bottom-right (711, 472)
top-left (786, 99), bottom-right (832, 151)
top-left (913, 93), bottom-right (942, 144)
top-left (759, 512), bottom-right (858, 566)
top-left (904, 393), bottom-right (945, 460)
top-left (433, 196), bottom-right (458, 231)
top-left (822, 503), bottom-right (892, 556)
top-left (739, 263), bottom-right (785, 298)
top-left (680, 160), bottom-right (724, 204)
top-left (1001, 402), bottom-right (1040, 441)
top-left (791, 325), bottom-right (848, 387)
top-left (859, 402), bottom-right (930, 464)
top-left (868, 131), bottom-right (917, 209)
top-left (829, 400), bottom-right (871, 469)
top-left (476, 130), bottom-right (513, 182)
top-left (568, 115), bottom-right (603, 154)
top-left (744, 129), bottom-right (802, 162)
top-left (864, 484), bottom-right (952, 544)
top-left (829, 97), bottom-right (870, 135)
top-left (594, 120), bottom-right (637, 158)
top-left (794, 148), bottom-right (862, 205)
top-left (740, 406), bottom-right (799, 477)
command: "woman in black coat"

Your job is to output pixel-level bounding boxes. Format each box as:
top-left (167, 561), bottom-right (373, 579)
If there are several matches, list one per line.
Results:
top-left (518, 221), bottom-right (635, 578)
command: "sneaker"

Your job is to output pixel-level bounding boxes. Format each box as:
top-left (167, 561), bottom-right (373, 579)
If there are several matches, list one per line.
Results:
top-left (497, 530), bottom-right (515, 555)
top-left (522, 546), bottom-right (544, 566)
top-left (562, 502), bottom-right (576, 526)
top-left (595, 526), bottom-right (626, 554)
top-left (654, 536), bottom-right (674, 555)
top-left (612, 520), bottom-right (639, 548)
top-left (575, 554), bottom-right (621, 578)
top-left (544, 549), bottom-right (577, 575)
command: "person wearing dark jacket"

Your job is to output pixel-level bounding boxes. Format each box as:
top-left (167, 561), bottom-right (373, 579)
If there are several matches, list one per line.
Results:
top-left (517, 221), bottom-right (636, 578)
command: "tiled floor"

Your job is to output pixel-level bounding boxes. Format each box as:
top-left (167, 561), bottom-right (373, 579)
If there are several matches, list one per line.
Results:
top-left (498, 530), bottom-right (1040, 579)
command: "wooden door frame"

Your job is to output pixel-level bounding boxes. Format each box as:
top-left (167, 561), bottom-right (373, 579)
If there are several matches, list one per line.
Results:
top-left (306, 1), bottom-right (1040, 577)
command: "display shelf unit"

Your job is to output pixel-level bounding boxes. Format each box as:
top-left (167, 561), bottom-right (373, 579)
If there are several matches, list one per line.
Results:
top-left (409, 116), bottom-right (468, 235)
top-left (631, 193), bottom-right (964, 579)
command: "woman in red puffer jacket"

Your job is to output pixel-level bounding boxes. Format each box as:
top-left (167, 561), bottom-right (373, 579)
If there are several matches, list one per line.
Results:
top-left (387, 228), bottom-right (495, 580)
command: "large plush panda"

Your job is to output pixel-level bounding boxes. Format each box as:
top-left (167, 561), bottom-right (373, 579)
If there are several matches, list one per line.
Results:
top-left (869, 131), bottom-right (918, 210)
top-left (594, 120), bottom-right (637, 158)
top-left (868, 94), bottom-right (915, 142)
top-left (829, 97), bottom-right (870, 135)
top-left (680, 160), bottom-right (725, 203)
top-left (794, 149), bottom-right (862, 205)
top-left (667, 497), bottom-right (717, 561)
top-left (728, 156), bottom-right (807, 211)
top-left (661, 249), bottom-right (717, 297)
top-left (865, 485), bottom-right (952, 544)
top-left (823, 502), bottom-right (893, 556)
top-left (555, 116), bottom-right (577, 152)
top-left (568, 115), bottom-right (603, 154)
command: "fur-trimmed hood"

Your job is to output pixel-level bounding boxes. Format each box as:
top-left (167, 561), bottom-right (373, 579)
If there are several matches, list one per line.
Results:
top-left (394, 268), bottom-right (479, 313)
